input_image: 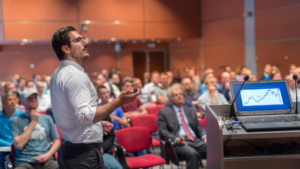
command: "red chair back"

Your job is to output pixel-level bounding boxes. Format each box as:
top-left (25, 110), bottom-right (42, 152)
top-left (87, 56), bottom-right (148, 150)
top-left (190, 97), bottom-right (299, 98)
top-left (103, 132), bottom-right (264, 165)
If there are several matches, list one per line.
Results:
top-left (55, 124), bottom-right (63, 143)
top-left (116, 127), bottom-right (150, 153)
top-left (130, 114), bottom-right (157, 133)
top-left (146, 105), bottom-right (165, 119)
top-left (38, 111), bottom-right (46, 114)
top-left (199, 119), bottom-right (206, 129)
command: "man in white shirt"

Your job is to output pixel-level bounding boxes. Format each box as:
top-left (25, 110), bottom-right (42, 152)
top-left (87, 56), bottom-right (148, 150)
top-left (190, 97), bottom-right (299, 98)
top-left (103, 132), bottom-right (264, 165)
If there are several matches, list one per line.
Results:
top-left (36, 81), bottom-right (51, 111)
top-left (51, 26), bottom-right (139, 169)
top-left (143, 71), bottom-right (161, 102)
top-left (285, 75), bottom-right (300, 102)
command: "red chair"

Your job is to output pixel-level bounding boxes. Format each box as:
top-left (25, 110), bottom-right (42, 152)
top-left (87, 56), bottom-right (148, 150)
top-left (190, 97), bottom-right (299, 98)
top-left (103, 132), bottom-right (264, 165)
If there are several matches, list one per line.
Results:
top-left (116, 127), bottom-right (165, 168)
top-left (38, 111), bottom-right (46, 115)
top-left (146, 105), bottom-right (165, 120)
top-left (199, 118), bottom-right (206, 129)
top-left (130, 114), bottom-right (160, 147)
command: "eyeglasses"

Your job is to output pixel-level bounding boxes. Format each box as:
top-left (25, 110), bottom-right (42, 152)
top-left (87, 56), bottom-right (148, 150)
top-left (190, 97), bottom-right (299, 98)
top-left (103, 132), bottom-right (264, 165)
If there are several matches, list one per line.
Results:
top-left (99, 91), bottom-right (110, 95)
top-left (171, 93), bottom-right (183, 97)
top-left (70, 37), bottom-right (87, 44)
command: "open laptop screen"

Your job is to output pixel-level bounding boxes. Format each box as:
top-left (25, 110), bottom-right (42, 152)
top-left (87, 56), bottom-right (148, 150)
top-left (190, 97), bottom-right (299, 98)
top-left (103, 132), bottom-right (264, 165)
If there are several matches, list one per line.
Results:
top-left (231, 80), bottom-right (292, 114)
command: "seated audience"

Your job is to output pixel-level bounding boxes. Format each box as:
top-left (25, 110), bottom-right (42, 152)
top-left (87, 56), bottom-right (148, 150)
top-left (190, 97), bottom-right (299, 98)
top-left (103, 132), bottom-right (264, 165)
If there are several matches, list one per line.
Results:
top-left (97, 86), bottom-right (129, 130)
top-left (143, 71), bottom-right (161, 102)
top-left (10, 88), bottom-right (60, 168)
top-left (217, 66), bottom-right (225, 84)
top-left (109, 67), bottom-right (117, 79)
top-left (143, 72), bottom-right (150, 86)
top-left (271, 64), bottom-right (279, 71)
top-left (17, 77), bottom-right (26, 96)
top-left (172, 69), bottom-right (182, 84)
top-left (198, 77), bottom-right (229, 114)
top-left (112, 73), bottom-right (122, 91)
top-left (218, 71), bottom-right (231, 101)
top-left (102, 112), bottom-right (123, 169)
top-left (260, 64), bottom-right (271, 80)
top-left (249, 75), bottom-right (257, 81)
top-left (166, 71), bottom-right (173, 86)
top-left (182, 77), bottom-right (200, 107)
top-left (44, 76), bottom-right (51, 95)
top-left (285, 75), bottom-right (300, 102)
top-left (187, 67), bottom-right (201, 92)
top-left (121, 79), bottom-right (148, 117)
top-left (155, 72), bottom-right (170, 104)
top-left (158, 86), bottom-right (207, 169)
top-left (96, 73), bottom-right (120, 100)
top-left (237, 66), bottom-right (248, 81)
top-left (224, 65), bottom-right (232, 72)
top-left (36, 81), bottom-right (51, 111)
top-left (201, 67), bottom-right (214, 84)
top-left (270, 70), bottom-right (282, 80)
top-left (0, 91), bottom-right (24, 169)
top-left (101, 69), bottom-right (110, 81)
top-left (230, 71), bottom-right (237, 81)
top-left (25, 80), bottom-right (35, 89)
top-left (165, 83), bottom-right (197, 112)
top-left (290, 64), bottom-right (297, 76)
top-left (4, 82), bottom-right (17, 92)
top-left (132, 77), bottom-right (156, 108)
top-left (294, 67), bottom-right (300, 88)
top-left (200, 73), bottom-right (220, 94)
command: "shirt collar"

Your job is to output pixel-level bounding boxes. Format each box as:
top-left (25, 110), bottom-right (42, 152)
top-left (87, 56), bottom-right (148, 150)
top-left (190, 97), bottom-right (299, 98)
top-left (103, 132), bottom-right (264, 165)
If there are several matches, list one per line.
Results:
top-left (172, 105), bottom-right (183, 113)
top-left (61, 60), bottom-right (84, 72)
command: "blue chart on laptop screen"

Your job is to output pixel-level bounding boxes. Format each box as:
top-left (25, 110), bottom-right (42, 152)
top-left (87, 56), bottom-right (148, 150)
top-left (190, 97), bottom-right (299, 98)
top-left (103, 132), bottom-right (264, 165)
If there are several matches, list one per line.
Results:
top-left (232, 82), bottom-right (291, 112)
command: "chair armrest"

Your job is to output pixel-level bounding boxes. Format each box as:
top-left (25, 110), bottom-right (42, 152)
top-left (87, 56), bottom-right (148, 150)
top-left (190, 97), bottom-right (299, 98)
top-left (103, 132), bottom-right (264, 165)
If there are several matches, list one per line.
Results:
top-left (113, 143), bottom-right (129, 169)
top-left (160, 139), bottom-right (180, 166)
top-left (5, 154), bottom-right (13, 169)
top-left (151, 136), bottom-right (165, 144)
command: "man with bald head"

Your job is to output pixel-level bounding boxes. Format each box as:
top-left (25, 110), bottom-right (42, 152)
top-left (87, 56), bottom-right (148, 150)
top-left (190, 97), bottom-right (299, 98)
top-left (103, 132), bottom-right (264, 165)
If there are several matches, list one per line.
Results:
top-left (285, 75), bottom-right (300, 102)
top-left (218, 71), bottom-right (231, 101)
top-left (36, 81), bottom-right (51, 111)
top-left (198, 77), bottom-right (228, 114)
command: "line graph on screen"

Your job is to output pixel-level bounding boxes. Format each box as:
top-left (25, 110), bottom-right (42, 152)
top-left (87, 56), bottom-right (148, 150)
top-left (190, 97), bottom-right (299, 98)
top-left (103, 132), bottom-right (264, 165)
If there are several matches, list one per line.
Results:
top-left (241, 88), bottom-right (283, 106)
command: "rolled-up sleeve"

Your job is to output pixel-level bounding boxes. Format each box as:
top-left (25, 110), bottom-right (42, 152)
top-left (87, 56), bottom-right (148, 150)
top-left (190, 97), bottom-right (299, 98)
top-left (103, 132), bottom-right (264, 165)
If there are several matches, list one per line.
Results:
top-left (65, 73), bottom-right (96, 127)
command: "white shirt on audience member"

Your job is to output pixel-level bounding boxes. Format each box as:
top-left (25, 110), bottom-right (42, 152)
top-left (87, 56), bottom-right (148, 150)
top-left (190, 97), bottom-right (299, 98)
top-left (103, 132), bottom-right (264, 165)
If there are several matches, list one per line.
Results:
top-left (143, 82), bottom-right (161, 102)
top-left (50, 60), bottom-right (103, 144)
top-left (289, 88), bottom-right (300, 102)
top-left (37, 94), bottom-right (51, 111)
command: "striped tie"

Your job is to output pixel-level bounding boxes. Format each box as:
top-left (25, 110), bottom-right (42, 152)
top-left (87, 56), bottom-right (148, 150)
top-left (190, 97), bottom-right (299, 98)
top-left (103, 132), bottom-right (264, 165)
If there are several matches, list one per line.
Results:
top-left (179, 109), bottom-right (195, 141)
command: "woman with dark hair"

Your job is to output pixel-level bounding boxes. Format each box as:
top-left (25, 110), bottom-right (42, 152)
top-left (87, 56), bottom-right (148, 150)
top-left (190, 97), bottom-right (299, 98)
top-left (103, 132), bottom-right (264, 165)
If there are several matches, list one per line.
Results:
top-left (112, 73), bottom-right (122, 91)
top-left (109, 67), bottom-right (116, 79)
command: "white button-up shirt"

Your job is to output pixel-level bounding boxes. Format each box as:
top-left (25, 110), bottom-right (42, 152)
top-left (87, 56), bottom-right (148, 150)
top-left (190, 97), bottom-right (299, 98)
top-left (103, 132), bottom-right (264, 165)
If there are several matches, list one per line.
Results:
top-left (50, 60), bottom-right (103, 143)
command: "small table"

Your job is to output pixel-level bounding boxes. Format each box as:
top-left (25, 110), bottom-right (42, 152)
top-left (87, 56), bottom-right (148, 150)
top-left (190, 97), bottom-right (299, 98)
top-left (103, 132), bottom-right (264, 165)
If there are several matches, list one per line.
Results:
top-left (0, 147), bottom-right (11, 152)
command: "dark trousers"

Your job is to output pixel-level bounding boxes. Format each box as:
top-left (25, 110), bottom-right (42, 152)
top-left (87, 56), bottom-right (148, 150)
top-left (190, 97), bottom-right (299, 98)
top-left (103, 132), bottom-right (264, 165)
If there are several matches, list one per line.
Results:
top-left (58, 144), bottom-right (104, 169)
top-left (174, 137), bottom-right (207, 169)
top-left (15, 158), bottom-right (58, 169)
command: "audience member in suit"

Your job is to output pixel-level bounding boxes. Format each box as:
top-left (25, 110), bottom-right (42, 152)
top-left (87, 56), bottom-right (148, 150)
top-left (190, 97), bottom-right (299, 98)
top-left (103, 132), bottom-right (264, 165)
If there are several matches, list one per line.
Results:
top-left (259, 64), bottom-right (271, 80)
top-left (102, 115), bottom-right (123, 169)
top-left (218, 71), bottom-right (231, 101)
top-left (158, 86), bottom-right (207, 169)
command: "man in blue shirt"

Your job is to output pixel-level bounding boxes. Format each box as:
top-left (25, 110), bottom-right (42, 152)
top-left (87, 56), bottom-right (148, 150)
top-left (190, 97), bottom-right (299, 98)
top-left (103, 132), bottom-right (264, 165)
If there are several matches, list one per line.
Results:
top-left (97, 86), bottom-right (129, 130)
top-left (10, 88), bottom-right (60, 169)
top-left (0, 91), bottom-right (24, 169)
top-left (158, 86), bottom-right (207, 169)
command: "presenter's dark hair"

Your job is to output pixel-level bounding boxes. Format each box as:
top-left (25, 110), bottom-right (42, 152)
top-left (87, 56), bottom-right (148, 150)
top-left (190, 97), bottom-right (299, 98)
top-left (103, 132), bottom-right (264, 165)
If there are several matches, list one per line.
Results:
top-left (52, 26), bottom-right (77, 61)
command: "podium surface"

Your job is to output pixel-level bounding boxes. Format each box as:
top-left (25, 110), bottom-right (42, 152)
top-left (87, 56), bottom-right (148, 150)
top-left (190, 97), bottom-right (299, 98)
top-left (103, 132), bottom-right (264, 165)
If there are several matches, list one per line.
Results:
top-left (206, 104), bottom-right (300, 169)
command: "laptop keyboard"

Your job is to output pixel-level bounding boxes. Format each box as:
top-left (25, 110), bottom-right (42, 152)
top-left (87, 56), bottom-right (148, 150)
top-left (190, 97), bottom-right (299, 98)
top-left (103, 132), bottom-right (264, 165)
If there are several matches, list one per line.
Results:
top-left (239, 115), bottom-right (300, 124)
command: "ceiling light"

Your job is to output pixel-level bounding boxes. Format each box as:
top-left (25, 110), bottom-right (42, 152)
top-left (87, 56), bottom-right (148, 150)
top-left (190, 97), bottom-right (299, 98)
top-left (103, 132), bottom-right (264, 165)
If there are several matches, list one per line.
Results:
top-left (115, 20), bottom-right (120, 24)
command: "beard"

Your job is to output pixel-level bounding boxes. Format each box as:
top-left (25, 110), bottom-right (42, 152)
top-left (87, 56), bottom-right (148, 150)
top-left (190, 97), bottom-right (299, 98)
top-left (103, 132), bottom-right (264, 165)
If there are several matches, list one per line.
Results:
top-left (28, 103), bottom-right (38, 110)
top-left (70, 48), bottom-right (89, 62)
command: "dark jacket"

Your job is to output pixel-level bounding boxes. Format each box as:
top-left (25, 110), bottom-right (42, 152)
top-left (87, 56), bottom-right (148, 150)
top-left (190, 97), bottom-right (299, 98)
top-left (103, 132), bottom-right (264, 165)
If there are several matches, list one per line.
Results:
top-left (157, 106), bottom-right (206, 143)
top-left (102, 116), bottom-right (115, 153)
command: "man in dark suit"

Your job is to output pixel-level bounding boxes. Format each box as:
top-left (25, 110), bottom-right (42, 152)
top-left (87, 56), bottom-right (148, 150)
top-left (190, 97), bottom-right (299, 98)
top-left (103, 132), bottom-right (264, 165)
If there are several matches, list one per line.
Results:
top-left (158, 86), bottom-right (207, 169)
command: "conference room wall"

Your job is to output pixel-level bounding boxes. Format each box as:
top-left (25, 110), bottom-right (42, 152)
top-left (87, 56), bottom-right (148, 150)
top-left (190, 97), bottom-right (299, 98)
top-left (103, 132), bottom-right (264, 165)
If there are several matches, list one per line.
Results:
top-left (2, 0), bottom-right (201, 41)
top-left (255, 1), bottom-right (300, 78)
top-left (0, 42), bottom-right (169, 81)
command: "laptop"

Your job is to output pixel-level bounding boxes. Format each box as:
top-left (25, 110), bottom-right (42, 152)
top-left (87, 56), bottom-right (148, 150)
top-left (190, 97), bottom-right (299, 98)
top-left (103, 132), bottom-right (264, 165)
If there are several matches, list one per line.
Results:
top-left (230, 80), bottom-right (300, 131)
